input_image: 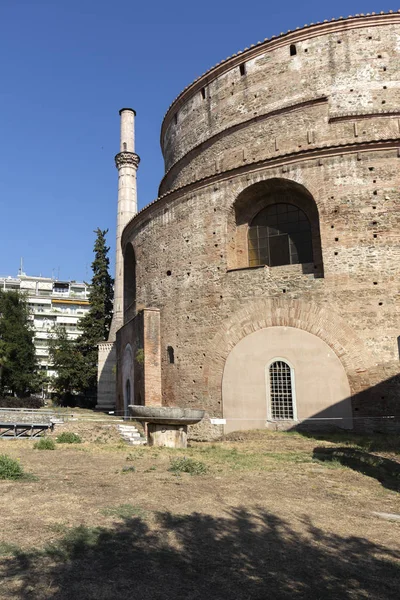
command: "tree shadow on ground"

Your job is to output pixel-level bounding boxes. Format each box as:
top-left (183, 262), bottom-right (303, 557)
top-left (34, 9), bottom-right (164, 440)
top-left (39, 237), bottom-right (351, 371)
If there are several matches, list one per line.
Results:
top-left (1, 507), bottom-right (399, 600)
top-left (295, 430), bottom-right (400, 455)
top-left (313, 446), bottom-right (400, 493)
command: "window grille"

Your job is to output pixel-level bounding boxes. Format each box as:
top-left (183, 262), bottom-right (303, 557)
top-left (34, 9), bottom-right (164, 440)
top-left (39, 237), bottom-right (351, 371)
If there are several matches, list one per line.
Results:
top-left (269, 360), bottom-right (294, 419)
top-left (248, 203), bottom-right (313, 267)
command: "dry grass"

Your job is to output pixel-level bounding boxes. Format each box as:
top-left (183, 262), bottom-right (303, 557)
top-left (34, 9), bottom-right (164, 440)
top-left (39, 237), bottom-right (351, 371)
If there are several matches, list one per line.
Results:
top-left (47, 421), bottom-right (123, 445)
top-left (0, 427), bottom-right (399, 599)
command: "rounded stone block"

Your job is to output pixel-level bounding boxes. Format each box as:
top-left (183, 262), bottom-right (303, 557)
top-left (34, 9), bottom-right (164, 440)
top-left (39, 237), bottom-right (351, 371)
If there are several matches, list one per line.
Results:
top-left (129, 405), bottom-right (205, 425)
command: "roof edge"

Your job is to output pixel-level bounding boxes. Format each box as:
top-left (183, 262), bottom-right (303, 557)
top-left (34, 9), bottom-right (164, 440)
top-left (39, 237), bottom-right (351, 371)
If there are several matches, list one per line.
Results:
top-left (160, 12), bottom-right (400, 148)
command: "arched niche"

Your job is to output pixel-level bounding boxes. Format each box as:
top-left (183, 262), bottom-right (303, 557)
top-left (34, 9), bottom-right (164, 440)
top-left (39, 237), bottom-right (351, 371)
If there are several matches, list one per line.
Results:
top-left (122, 343), bottom-right (134, 418)
top-left (123, 243), bottom-right (136, 322)
top-left (222, 326), bottom-right (352, 433)
top-left (227, 178), bottom-right (324, 276)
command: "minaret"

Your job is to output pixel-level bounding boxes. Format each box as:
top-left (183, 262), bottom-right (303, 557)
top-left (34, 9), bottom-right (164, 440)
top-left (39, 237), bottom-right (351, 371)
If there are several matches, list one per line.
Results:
top-left (108, 108), bottom-right (140, 340)
top-left (97, 108), bottom-right (139, 410)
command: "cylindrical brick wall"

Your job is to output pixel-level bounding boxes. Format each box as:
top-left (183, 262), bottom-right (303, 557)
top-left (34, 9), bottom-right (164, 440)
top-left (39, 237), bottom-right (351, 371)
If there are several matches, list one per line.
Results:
top-left (120, 14), bottom-right (400, 432)
top-left (159, 14), bottom-right (400, 194)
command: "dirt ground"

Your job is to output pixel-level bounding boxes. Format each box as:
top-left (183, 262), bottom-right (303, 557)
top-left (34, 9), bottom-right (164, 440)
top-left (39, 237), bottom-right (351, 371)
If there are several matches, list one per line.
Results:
top-left (0, 426), bottom-right (399, 599)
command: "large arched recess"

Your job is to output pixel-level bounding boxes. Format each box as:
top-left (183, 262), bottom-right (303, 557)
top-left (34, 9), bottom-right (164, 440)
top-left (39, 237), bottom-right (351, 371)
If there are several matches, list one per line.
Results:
top-left (227, 178), bottom-right (324, 275)
top-left (123, 243), bottom-right (136, 322)
top-left (122, 343), bottom-right (134, 418)
top-left (222, 326), bottom-right (352, 433)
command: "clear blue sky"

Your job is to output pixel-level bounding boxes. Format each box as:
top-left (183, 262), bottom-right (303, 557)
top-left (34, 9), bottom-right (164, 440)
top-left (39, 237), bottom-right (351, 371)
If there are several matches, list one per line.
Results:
top-left (0, 1), bottom-right (395, 281)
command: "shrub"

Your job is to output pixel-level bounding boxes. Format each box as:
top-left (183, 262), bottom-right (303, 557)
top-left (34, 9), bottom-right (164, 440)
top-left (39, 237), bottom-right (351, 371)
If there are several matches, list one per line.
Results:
top-left (33, 438), bottom-right (56, 450)
top-left (56, 432), bottom-right (82, 444)
top-left (0, 396), bottom-right (43, 409)
top-left (169, 457), bottom-right (208, 475)
top-left (34, 437), bottom-right (56, 450)
top-left (0, 454), bottom-right (24, 480)
top-left (135, 348), bottom-right (144, 365)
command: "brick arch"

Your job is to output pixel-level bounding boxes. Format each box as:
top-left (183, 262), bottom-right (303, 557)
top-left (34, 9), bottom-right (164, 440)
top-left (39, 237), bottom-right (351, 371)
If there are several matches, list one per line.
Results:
top-left (205, 297), bottom-right (375, 403)
top-left (226, 169), bottom-right (325, 215)
top-left (234, 178), bottom-right (317, 224)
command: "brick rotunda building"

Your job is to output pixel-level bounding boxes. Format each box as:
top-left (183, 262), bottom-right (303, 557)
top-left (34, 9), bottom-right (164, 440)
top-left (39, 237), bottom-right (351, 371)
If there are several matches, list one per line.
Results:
top-left (107, 12), bottom-right (400, 437)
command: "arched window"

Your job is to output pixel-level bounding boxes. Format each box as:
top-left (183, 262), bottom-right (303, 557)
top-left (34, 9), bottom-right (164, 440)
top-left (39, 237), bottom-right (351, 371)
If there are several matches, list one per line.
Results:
top-left (229, 178), bottom-right (323, 275)
top-left (268, 360), bottom-right (296, 420)
top-left (167, 345), bottom-right (175, 364)
top-left (124, 244), bottom-right (136, 320)
top-left (248, 203), bottom-right (313, 267)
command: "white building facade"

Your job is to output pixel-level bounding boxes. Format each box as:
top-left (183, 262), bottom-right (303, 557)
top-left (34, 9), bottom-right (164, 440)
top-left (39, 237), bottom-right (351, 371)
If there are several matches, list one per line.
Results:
top-left (0, 274), bottom-right (90, 386)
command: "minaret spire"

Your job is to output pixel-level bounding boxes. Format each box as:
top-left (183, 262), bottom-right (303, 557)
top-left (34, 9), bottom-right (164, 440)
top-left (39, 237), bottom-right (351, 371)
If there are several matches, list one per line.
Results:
top-left (108, 108), bottom-right (140, 340)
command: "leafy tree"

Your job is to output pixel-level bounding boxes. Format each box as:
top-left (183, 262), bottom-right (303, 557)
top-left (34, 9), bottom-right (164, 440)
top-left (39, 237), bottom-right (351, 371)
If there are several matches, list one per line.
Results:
top-left (47, 325), bottom-right (87, 398)
top-left (0, 290), bottom-right (38, 396)
top-left (77, 228), bottom-right (114, 396)
top-left (0, 339), bottom-right (9, 392)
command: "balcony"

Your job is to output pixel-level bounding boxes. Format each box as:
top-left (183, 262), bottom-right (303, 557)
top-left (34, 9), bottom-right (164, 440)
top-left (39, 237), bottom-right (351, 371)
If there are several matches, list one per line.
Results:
top-left (35, 348), bottom-right (49, 357)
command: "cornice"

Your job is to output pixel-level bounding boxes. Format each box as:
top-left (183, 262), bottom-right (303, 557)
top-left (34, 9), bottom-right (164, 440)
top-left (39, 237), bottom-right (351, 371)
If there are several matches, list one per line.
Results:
top-left (329, 110), bottom-right (400, 123)
top-left (122, 137), bottom-right (400, 247)
top-left (160, 11), bottom-right (400, 147)
top-left (159, 96), bottom-right (328, 195)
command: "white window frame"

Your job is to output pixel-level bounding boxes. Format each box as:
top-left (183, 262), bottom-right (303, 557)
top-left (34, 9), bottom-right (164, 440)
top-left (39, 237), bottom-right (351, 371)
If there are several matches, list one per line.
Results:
top-left (266, 357), bottom-right (297, 421)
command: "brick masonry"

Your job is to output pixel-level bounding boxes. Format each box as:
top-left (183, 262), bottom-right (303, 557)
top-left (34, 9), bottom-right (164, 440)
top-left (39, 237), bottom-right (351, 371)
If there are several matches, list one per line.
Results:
top-left (116, 308), bottom-right (161, 411)
top-left (116, 13), bottom-right (400, 434)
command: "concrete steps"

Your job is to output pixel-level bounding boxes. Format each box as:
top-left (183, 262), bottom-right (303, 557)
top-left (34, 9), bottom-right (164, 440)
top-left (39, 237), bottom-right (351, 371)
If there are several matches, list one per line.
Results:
top-left (117, 423), bottom-right (147, 445)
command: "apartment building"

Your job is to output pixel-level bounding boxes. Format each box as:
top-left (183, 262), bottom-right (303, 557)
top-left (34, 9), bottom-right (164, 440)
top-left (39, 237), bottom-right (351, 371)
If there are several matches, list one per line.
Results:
top-left (0, 273), bottom-right (90, 381)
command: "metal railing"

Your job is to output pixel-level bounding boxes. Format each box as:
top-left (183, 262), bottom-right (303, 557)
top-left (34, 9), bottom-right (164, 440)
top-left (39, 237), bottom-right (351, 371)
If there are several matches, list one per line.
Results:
top-left (0, 407), bottom-right (128, 424)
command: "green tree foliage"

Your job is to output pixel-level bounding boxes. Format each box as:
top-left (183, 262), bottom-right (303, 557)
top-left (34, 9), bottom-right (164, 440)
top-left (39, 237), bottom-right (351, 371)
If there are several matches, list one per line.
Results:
top-left (0, 290), bottom-right (38, 396)
top-left (47, 325), bottom-right (87, 397)
top-left (77, 228), bottom-right (114, 395)
top-left (0, 339), bottom-right (8, 393)
top-left (47, 229), bottom-right (114, 403)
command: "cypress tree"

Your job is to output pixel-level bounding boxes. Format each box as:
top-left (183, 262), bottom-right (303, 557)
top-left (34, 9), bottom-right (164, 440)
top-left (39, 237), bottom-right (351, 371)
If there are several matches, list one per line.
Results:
top-left (78, 228), bottom-right (114, 396)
